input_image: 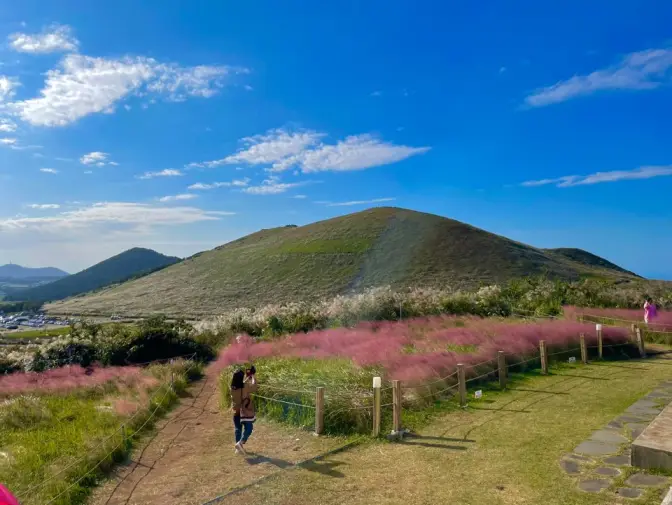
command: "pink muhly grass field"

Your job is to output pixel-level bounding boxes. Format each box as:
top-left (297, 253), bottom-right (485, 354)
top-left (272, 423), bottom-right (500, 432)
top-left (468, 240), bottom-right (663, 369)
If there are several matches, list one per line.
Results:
top-left (0, 365), bottom-right (158, 397)
top-left (214, 316), bottom-right (630, 385)
top-left (565, 306), bottom-right (672, 332)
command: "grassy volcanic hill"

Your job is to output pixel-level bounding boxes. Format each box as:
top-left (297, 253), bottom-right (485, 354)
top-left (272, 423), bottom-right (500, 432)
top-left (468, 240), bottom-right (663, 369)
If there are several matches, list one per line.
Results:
top-left (45, 207), bottom-right (639, 316)
top-left (11, 248), bottom-right (180, 303)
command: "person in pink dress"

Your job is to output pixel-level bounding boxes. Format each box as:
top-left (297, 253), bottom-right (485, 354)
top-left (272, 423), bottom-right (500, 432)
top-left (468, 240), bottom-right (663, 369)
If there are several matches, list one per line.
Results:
top-left (0, 484), bottom-right (20, 505)
top-left (644, 297), bottom-right (658, 324)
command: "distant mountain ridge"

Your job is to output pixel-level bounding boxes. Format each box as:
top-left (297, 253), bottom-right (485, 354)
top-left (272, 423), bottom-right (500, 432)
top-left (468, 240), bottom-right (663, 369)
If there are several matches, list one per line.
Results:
top-left (9, 248), bottom-right (180, 303)
top-left (45, 207), bottom-right (641, 317)
top-left (0, 264), bottom-right (69, 280)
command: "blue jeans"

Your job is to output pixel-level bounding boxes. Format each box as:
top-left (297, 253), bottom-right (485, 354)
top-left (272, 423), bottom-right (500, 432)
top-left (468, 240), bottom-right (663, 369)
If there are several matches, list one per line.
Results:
top-left (233, 415), bottom-right (254, 443)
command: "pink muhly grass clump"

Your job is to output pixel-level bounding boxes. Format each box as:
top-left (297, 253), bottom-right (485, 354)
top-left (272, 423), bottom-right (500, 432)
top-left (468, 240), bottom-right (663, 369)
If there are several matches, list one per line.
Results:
top-left (211, 316), bottom-right (633, 386)
top-left (565, 306), bottom-right (672, 332)
top-left (0, 365), bottom-right (153, 396)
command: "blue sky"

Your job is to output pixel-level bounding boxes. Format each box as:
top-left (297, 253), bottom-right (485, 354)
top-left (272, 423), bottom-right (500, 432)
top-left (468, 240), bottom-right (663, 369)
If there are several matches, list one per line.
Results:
top-left (0, 0), bottom-right (670, 279)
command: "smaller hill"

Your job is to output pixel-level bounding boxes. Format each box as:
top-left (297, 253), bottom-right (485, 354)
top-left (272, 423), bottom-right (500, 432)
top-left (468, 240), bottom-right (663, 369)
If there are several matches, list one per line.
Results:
top-left (9, 248), bottom-right (180, 303)
top-left (544, 248), bottom-right (641, 278)
top-left (0, 264), bottom-right (68, 281)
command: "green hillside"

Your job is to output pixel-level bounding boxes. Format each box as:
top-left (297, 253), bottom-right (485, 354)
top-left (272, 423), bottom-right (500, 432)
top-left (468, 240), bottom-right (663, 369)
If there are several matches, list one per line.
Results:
top-left (45, 207), bottom-right (639, 316)
top-left (11, 248), bottom-right (180, 303)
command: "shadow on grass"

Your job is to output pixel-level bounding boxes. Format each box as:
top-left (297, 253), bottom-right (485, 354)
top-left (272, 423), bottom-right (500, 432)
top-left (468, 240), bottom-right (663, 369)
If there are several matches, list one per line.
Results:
top-left (507, 388), bottom-right (570, 395)
top-left (551, 373), bottom-right (609, 380)
top-left (400, 440), bottom-right (469, 451)
top-left (405, 433), bottom-right (476, 443)
top-left (467, 405), bottom-right (532, 413)
top-left (246, 454), bottom-right (347, 478)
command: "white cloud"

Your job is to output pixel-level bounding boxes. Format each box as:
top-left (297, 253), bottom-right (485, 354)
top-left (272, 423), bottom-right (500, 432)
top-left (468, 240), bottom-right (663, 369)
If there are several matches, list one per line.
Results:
top-left (370, 90), bottom-right (382, 97)
top-left (0, 76), bottom-right (19, 102)
top-left (40, 168), bottom-right (58, 174)
top-left (296, 135), bottom-right (430, 173)
top-left (189, 128), bottom-right (430, 174)
top-left (0, 201), bottom-right (232, 232)
top-left (28, 203), bottom-right (60, 209)
top-left (0, 119), bottom-right (17, 132)
top-left (8, 24), bottom-right (79, 54)
top-left (158, 193), bottom-right (198, 202)
top-left (80, 151), bottom-right (117, 166)
top-left (138, 169), bottom-right (183, 179)
top-left (292, 194), bottom-right (307, 199)
top-left (187, 178), bottom-right (250, 190)
top-left (243, 176), bottom-right (307, 195)
top-left (0, 137), bottom-right (42, 150)
top-left (521, 165), bottom-right (672, 187)
top-left (325, 198), bottom-right (396, 207)
top-left (11, 54), bottom-right (246, 126)
top-left (525, 48), bottom-right (672, 107)
top-left (191, 128), bottom-right (323, 169)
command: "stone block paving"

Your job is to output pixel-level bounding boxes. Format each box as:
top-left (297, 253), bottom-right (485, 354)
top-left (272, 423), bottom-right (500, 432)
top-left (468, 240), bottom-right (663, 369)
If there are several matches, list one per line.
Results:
top-left (560, 380), bottom-right (672, 500)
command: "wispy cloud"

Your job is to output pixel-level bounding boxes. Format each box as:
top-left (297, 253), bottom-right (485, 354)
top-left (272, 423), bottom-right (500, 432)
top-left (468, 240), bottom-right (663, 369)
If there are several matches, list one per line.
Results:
top-left (0, 76), bottom-right (19, 102)
top-left (138, 169), bottom-right (183, 179)
top-left (80, 151), bottom-right (117, 167)
top-left (292, 194), bottom-right (307, 199)
top-left (189, 128), bottom-right (323, 169)
top-left (28, 203), bottom-right (60, 209)
top-left (525, 48), bottom-right (672, 107)
top-left (158, 193), bottom-right (198, 202)
top-left (187, 178), bottom-right (250, 190)
top-left (0, 119), bottom-right (17, 132)
top-left (0, 202), bottom-right (232, 232)
top-left (189, 128), bottom-right (430, 174)
top-left (521, 165), bottom-right (672, 187)
top-left (324, 198), bottom-right (396, 207)
top-left (242, 176), bottom-right (308, 195)
top-left (11, 54), bottom-right (248, 126)
top-left (0, 137), bottom-right (17, 146)
top-left (291, 135), bottom-right (429, 173)
top-left (39, 168), bottom-right (58, 174)
top-left (8, 24), bottom-right (79, 53)
top-left (370, 90), bottom-right (382, 97)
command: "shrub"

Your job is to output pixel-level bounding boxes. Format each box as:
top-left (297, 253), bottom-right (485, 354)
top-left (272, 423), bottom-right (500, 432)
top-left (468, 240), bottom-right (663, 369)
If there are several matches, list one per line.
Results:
top-left (0, 317), bottom-right (214, 374)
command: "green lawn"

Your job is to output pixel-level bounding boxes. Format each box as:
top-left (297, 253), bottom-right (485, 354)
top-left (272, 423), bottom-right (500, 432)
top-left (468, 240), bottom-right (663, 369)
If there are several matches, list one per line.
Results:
top-left (221, 354), bottom-right (672, 505)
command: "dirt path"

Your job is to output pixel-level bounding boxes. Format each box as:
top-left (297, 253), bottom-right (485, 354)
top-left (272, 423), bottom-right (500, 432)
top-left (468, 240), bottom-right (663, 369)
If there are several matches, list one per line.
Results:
top-left (89, 374), bottom-right (345, 505)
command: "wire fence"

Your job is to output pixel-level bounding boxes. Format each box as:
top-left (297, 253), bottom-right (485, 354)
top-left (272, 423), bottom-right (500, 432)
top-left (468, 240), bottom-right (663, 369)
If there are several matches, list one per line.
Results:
top-left (17, 354), bottom-right (202, 505)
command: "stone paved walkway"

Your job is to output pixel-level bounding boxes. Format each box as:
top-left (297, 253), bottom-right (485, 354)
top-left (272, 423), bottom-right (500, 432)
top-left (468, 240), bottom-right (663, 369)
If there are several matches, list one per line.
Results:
top-left (560, 379), bottom-right (672, 500)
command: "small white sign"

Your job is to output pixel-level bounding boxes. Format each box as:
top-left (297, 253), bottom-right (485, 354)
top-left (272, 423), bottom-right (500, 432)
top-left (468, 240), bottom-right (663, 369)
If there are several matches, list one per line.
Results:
top-left (568, 357), bottom-right (576, 363)
top-left (372, 376), bottom-right (382, 388)
top-left (596, 324), bottom-right (603, 331)
top-left (475, 390), bottom-right (483, 399)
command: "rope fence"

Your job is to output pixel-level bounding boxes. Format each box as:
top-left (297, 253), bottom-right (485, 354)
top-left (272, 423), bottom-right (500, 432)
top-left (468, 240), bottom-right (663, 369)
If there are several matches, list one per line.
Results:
top-left (17, 354), bottom-right (203, 505)
top-left (257, 325), bottom-right (645, 436)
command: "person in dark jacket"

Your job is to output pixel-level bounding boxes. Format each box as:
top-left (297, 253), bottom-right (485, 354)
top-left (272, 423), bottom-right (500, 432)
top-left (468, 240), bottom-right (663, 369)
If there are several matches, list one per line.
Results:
top-left (230, 365), bottom-right (258, 454)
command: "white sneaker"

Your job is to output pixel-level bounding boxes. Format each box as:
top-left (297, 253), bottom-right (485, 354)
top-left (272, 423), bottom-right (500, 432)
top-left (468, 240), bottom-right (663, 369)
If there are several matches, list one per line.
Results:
top-left (235, 441), bottom-right (247, 455)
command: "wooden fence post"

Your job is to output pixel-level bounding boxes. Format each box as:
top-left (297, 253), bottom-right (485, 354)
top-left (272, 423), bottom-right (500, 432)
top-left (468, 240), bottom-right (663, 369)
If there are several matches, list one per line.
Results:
top-left (392, 380), bottom-right (402, 434)
top-left (457, 364), bottom-right (467, 407)
top-left (596, 324), bottom-right (603, 359)
top-left (635, 328), bottom-right (646, 358)
top-left (579, 333), bottom-right (587, 364)
top-left (540, 340), bottom-right (548, 374)
top-left (372, 377), bottom-right (381, 437)
top-left (498, 351), bottom-right (506, 390)
top-left (631, 323), bottom-right (636, 339)
top-left (315, 387), bottom-right (325, 435)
